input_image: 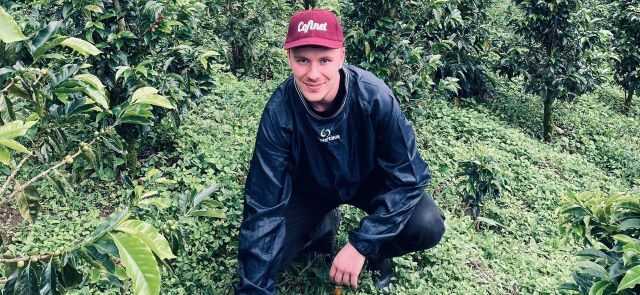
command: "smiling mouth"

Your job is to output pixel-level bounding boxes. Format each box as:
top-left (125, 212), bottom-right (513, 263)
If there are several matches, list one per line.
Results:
top-left (305, 82), bottom-right (324, 91)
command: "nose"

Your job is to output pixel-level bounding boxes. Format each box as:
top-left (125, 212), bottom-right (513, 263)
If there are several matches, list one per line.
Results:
top-left (307, 62), bottom-right (320, 81)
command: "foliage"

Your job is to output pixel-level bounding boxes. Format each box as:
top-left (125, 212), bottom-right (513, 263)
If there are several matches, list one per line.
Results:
top-left (455, 146), bottom-right (510, 229)
top-left (342, 0), bottom-right (495, 104)
top-left (500, 0), bottom-right (609, 141)
top-left (342, 0), bottom-right (455, 103)
top-left (559, 191), bottom-right (640, 294)
top-left (611, 0), bottom-right (640, 112)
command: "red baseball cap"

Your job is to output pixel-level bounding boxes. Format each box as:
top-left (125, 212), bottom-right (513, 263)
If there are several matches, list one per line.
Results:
top-left (284, 9), bottom-right (344, 49)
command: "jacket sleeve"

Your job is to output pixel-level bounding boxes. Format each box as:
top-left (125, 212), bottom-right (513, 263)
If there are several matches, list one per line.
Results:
top-left (236, 106), bottom-right (292, 295)
top-left (348, 90), bottom-right (431, 258)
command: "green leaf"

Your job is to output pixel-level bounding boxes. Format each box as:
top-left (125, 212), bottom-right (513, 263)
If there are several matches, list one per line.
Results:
top-left (109, 232), bottom-right (161, 295)
top-left (138, 197), bottom-right (171, 209)
top-left (60, 37), bottom-right (101, 56)
top-left (620, 219), bottom-right (640, 231)
top-left (29, 21), bottom-right (62, 56)
top-left (84, 4), bottom-right (103, 13)
top-left (73, 74), bottom-right (109, 110)
top-left (131, 87), bottom-right (175, 109)
top-left (0, 139), bottom-right (28, 153)
top-left (198, 50), bottom-right (219, 70)
top-left (33, 36), bottom-right (66, 62)
top-left (118, 104), bottom-right (154, 125)
top-left (115, 66), bottom-right (131, 82)
top-left (87, 209), bottom-right (130, 242)
top-left (577, 261), bottom-right (608, 280)
top-left (0, 146), bottom-right (11, 166)
top-left (617, 265), bottom-right (640, 292)
top-left (189, 209), bottom-right (226, 219)
top-left (192, 184), bottom-right (218, 208)
top-left (14, 263), bottom-right (39, 294)
top-left (0, 6), bottom-right (28, 43)
top-left (39, 259), bottom-right (58, 295)
top-left (15, 185), bottom-right (39, 223)
top-left (0, 120), bottom-right (36, 139)
top-left (116, 220), bottom-right (176, 260)
top-left (589, 280), bottom-right (611, 295)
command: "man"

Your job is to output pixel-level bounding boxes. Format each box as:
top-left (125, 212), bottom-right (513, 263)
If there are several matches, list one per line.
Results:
top-left (236, 9), bottom-right (445, 294)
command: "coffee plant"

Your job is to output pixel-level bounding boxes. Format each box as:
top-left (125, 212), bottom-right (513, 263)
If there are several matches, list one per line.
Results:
top-left (611, 0), bottom-right (640, 113)
top-left (500, 0), bottom-right (608, 141)
top-left (559, 191), bottom-right (640, 294)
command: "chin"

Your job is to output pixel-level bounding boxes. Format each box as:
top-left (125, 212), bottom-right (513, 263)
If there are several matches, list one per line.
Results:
top-left (301, 91), bottom-right (327, 102)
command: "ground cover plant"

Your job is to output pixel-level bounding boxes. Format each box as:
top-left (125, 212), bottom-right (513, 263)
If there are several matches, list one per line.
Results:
top-left (1, 0), bottom-right (639, 294)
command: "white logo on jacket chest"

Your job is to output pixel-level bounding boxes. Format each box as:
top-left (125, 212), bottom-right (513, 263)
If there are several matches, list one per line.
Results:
top-left (319, 128), bottom-right (341, 143)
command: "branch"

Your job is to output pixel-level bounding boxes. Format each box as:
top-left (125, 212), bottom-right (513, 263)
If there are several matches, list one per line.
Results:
top-left (0, 254), bottom-right (52, 264)
top-left (0, 80), bottom-right (15, 94)
top-left (0, 154), bottom-right (32, 198)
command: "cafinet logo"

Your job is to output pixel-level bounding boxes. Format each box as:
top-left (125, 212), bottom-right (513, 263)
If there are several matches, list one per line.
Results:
top-left (298, 20), bottom-right (328, 33)
top-left (319, 128), bottom-right (340, 143)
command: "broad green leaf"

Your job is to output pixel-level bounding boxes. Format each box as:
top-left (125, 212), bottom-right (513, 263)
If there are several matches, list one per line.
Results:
top-left (620, 219), bottom-right (640, 231)
top-left (109, 232), bottom-right (161, 295)
top-left (60, 37), bottom-right (101, 56)
top-left (0, 120), bottom-right (36, 139)
top-left (0, 146), bottom-right (10, 166)
top-left (139, 197), bottom-right (171, 209)
top-left (198, 50), bottom-right (219, 70)
top-left (39, 259), bottom-right (58, 295)
top-left (29, 21), bottom-right (62, 56)
top-left (115, 66), bottom-right (131, 82)
top-left (116, 220), bottom-right (175, 260)
top-left (73, 74), bottom-right (106, 94)
top-left (192, 184), bottom-right (218, 208)
top-left (589, 280), bottom-right (611, 295)
top-left (617, 265), bottom-right (640, 292)
top-left (189, 209), bottom-right (226, 219)
top-left (73, 74), bottom-right (109, 110)
top-left (131, 87), bottom-right (175, 109)
top-left (84, 4), bottom-right (103, 13)
top-left (14, 263), bottom-right (39, 294)
top-left (577, 261), bottom-right (608, 280)
top-left (87, 209), bottom-right (129, 242)
top-left (0, 6), bottom-right (28, 43)
top-left (33, 36), bottom-right (66, 61)
top-left (118, 104), bottom-right (154, 125)
top-left (0, 139), bottom-right (28, 153)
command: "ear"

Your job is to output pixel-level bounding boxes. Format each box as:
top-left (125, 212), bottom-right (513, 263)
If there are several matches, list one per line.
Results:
top-left (339, 47), bottom-right (346, 67)
top-left (285, 49), bottom-right (292, 67)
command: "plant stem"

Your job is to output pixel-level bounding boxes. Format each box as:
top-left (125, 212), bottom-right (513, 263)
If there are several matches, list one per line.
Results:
top-left (0, 254), bottom-right (52, 263)
top-left (0, 154), bottom-right (32, 198)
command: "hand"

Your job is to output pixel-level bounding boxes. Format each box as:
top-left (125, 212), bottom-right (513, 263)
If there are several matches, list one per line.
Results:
top-left (330, 242), bottom-right (365, 289)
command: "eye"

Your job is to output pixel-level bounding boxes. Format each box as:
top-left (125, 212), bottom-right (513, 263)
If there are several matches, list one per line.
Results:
top-left (320, 58), bottom-right (331, 64)
top-left (296, 58), bottom-right (309, 64)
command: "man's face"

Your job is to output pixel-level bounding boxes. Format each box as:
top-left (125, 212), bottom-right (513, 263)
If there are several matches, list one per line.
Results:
top-left (287, 46), bottom-right (345, 110)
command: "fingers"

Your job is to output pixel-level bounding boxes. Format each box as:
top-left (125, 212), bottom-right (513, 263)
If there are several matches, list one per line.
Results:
top-left (350, 270), bottom-right (358, 289)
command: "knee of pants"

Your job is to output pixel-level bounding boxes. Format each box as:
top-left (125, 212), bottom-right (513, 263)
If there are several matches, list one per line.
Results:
top-left (402, 199), bottom-right (446, 251)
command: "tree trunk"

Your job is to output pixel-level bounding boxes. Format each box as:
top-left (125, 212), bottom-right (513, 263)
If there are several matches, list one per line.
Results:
top-left (624, 88), bottom-right (634, 113)
top-left (543, 92), bottom-right (554, 142)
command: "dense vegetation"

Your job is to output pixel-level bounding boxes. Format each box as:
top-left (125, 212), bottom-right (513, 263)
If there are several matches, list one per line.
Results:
top-left (0, 0), bottom-right (638, 294)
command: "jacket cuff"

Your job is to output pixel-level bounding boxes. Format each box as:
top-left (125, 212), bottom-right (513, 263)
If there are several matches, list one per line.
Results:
top-left (348, 232), bottom-right (378, 258)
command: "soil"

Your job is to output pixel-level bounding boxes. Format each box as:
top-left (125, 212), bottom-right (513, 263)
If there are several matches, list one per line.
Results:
top-left (0, 205), bottom-right (22, 243)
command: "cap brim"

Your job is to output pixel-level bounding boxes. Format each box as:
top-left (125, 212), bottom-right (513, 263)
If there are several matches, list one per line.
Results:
top-left (284, 37), bottom-right (343, 49)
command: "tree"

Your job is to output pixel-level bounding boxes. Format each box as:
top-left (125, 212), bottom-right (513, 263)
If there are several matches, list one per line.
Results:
top-left (501, 0), bottom-right (605, 141)
top-left (611, 0), bottom-right (640, 113)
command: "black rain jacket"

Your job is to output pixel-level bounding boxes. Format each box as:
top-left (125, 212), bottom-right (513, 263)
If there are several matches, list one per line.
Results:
top-left (236, 65), bottom-right (431, 294)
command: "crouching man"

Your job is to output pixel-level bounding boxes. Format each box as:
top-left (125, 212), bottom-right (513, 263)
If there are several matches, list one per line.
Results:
top-left (235, 9), bottom-right (445, 295)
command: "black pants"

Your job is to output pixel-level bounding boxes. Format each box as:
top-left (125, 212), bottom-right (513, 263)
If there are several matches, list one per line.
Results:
top-left (277, 190), bottom-right (446, 274)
